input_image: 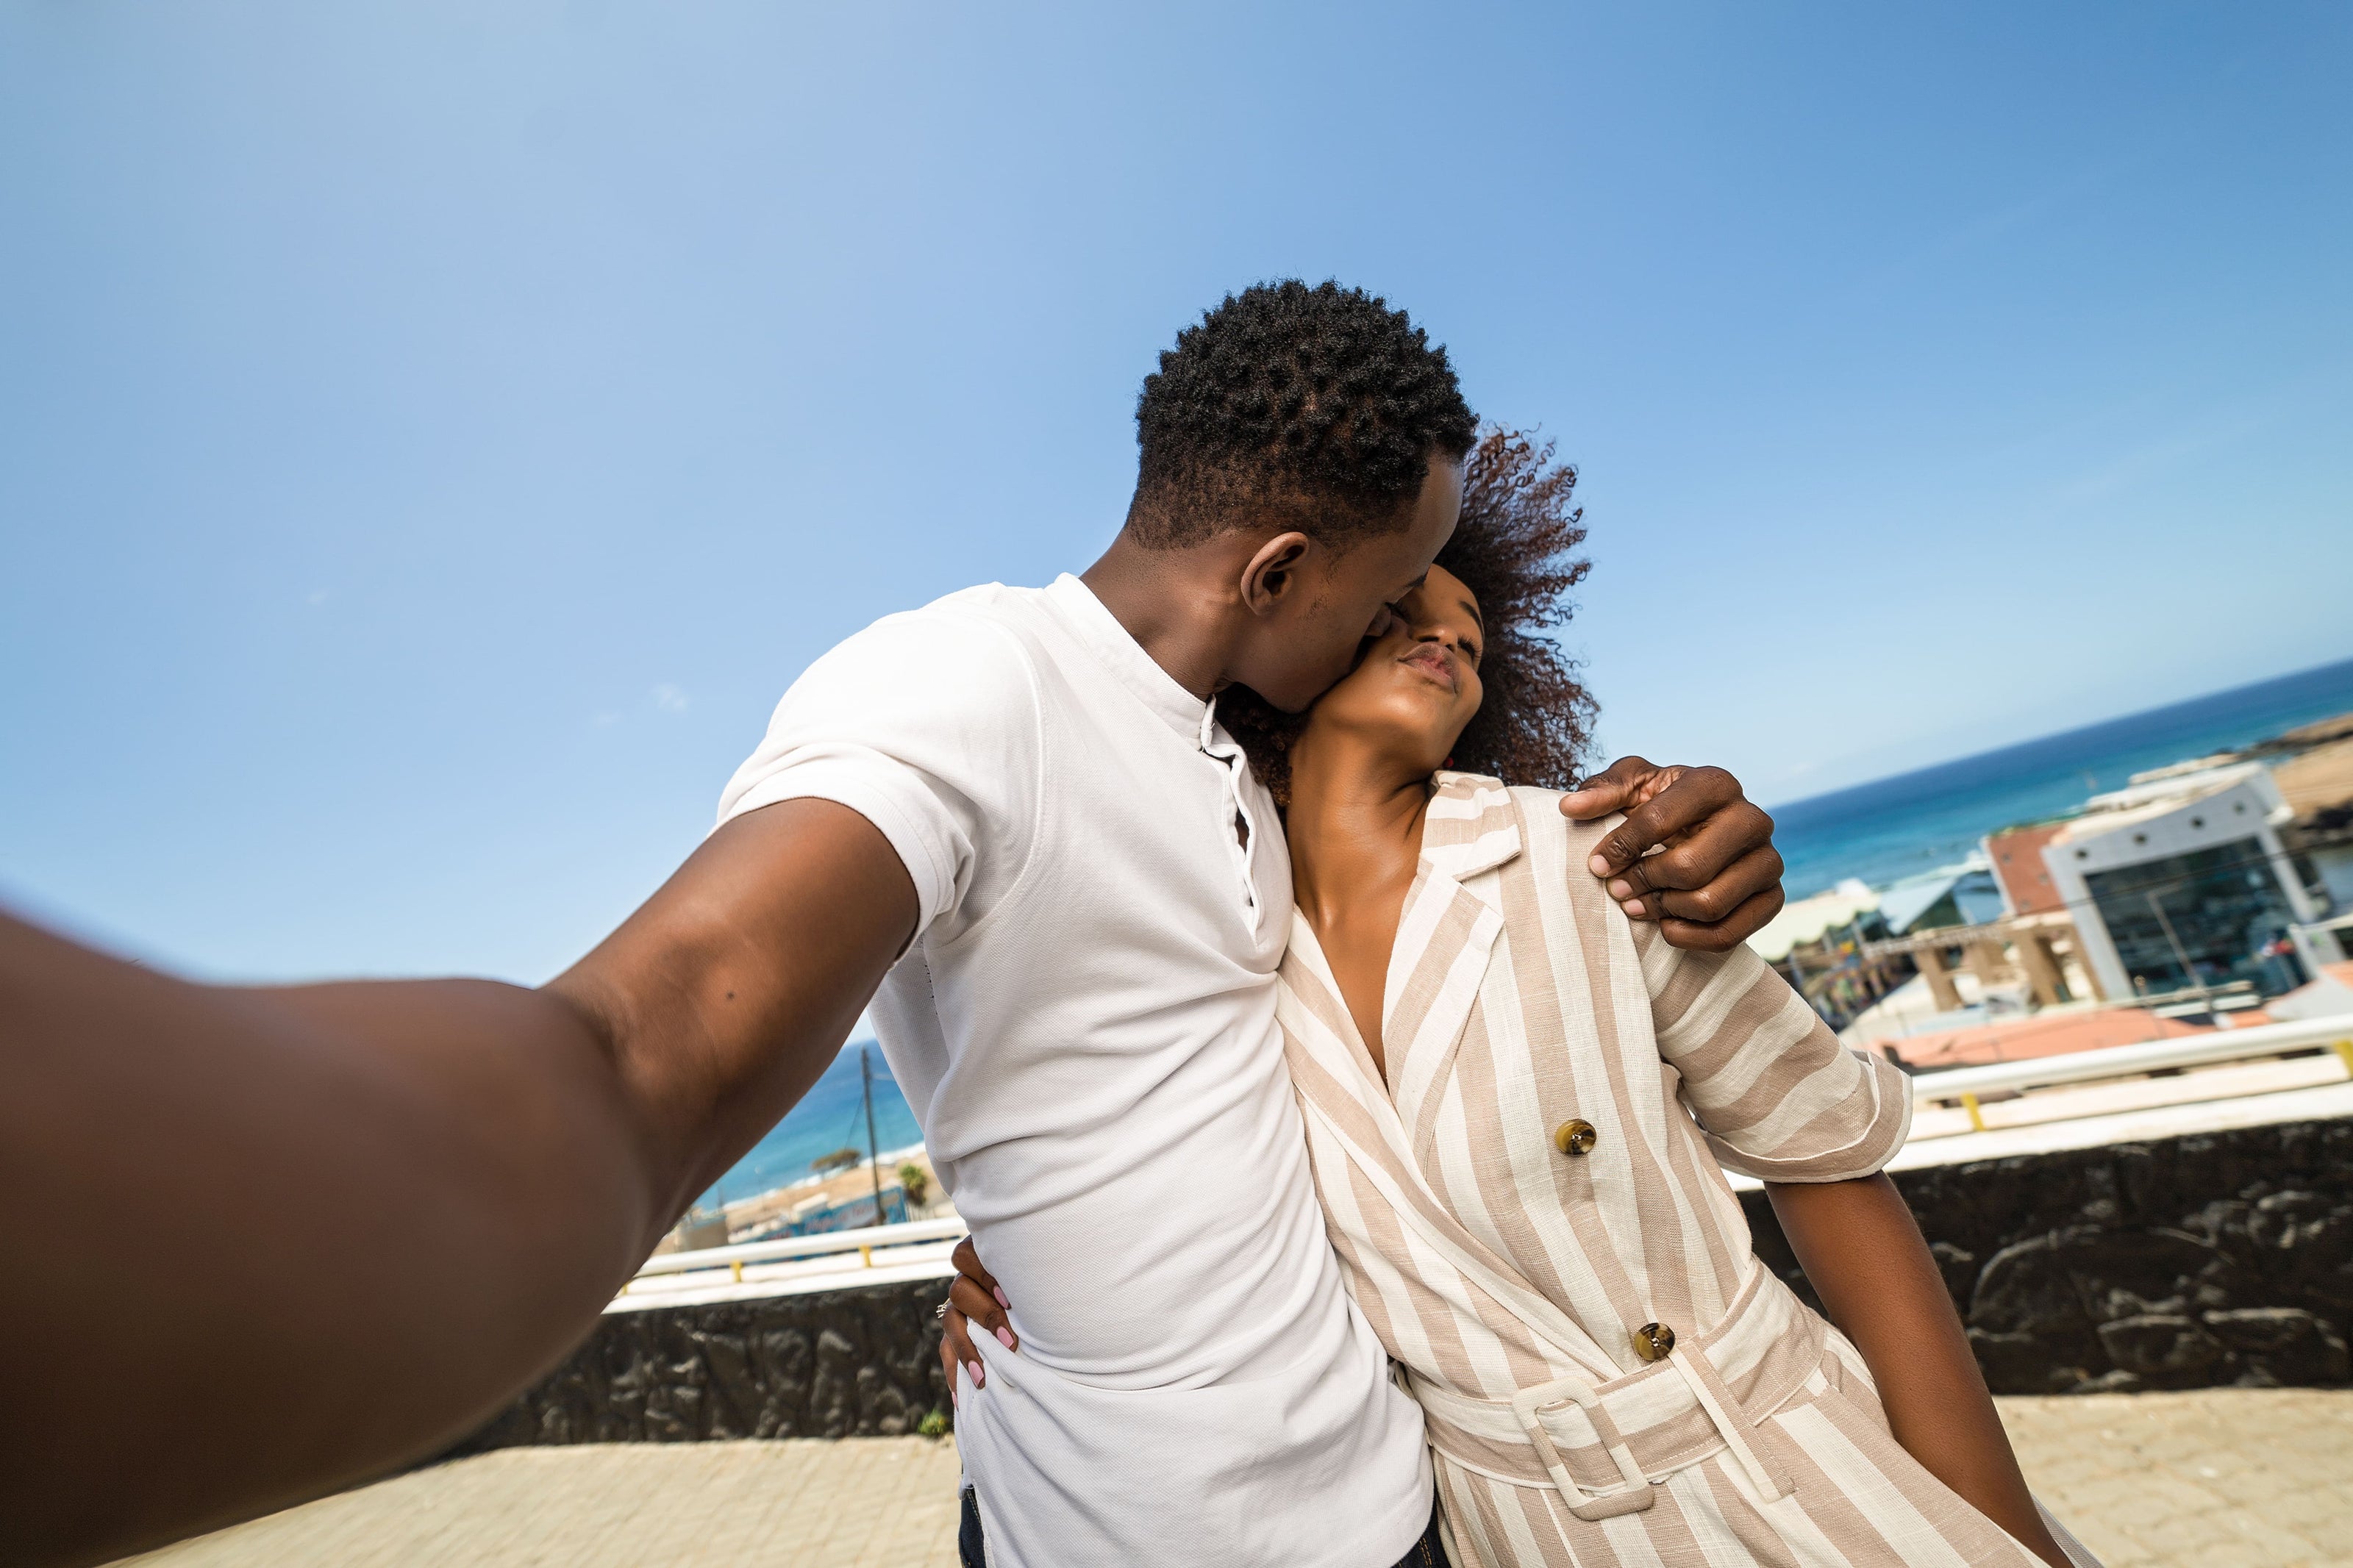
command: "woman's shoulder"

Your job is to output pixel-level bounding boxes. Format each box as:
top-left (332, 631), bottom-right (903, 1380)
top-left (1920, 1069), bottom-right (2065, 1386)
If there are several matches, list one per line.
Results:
top-left (1429, 772), bottom-right (1615, 858)
top-left (1435, 776), bottom-right (1670, 970)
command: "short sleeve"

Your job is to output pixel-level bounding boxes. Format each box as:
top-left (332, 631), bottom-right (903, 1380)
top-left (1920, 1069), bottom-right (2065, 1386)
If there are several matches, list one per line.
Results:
top-left (1638, 934), bottom-right (1912, 1183)
top-left (715, 604), bottom-right (1043, 942)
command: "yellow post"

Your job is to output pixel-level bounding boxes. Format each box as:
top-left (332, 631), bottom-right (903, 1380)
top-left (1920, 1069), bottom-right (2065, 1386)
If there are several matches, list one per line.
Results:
top-left (2333, 1039), bottom-right (2353, 1080)
top-left (731, 1260), bottom-right (744, 1283)
top-left (1961, 1092), bottom-right (1987, 1133)
top-left (860, 1243), bottom-right (874, 1268)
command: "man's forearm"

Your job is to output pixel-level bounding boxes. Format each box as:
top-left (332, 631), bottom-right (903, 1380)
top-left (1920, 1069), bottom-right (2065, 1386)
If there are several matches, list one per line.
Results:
top-left (0, 919), bottom-right (666, 1567)
top-left (1766, 1175), bottom-right (2069, 1568)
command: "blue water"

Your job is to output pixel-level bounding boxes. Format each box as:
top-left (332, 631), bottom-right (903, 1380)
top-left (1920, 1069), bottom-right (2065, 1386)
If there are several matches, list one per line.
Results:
top-left (706, 657), bottom-right (2353, 1203)
top-left (1773, 656), bottom-right (2353, 900)
top-left (701, 1041), bottom-right (921, 1207)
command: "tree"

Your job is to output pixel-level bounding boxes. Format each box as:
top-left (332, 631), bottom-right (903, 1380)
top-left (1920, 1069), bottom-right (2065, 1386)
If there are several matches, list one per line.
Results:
top-left (898, 1160), bottom-right (931, 1207)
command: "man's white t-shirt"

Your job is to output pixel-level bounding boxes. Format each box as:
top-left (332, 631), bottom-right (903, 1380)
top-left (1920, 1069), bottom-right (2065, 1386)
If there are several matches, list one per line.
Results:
top-left (717, 574), bottom-right (1431, 1567)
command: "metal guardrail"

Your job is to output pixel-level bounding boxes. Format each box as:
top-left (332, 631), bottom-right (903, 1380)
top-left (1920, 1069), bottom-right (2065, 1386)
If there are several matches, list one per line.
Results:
top-left (629, 1215), bottom-right (967, 1288)
top-left (1907, 1012), bottom-right (2353, 1105)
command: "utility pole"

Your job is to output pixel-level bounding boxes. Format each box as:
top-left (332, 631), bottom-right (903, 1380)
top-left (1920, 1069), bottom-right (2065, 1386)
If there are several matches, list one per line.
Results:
top-left (860, 1043), bottom-right (887, 1225)
top-left (2146, 891), bottom-right (2209, 1015)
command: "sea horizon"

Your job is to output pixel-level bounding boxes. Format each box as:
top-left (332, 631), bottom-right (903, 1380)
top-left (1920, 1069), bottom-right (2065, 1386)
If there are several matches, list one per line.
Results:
top-left (1770, 654), bottom-right (2353, 899)
top-left (709, 653), bottom-right (2353, 1210)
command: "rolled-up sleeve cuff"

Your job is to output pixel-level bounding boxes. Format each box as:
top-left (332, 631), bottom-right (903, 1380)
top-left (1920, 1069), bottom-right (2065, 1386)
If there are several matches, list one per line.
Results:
top-left (1705, 1053), bottom-right (1914, 1184)
top-left (718, 761), bottom-right (960, 935)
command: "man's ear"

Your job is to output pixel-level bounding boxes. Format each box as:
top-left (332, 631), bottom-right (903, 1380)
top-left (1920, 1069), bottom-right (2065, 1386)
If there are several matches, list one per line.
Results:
top-left (1238, 531), bottom-right (1313, 617)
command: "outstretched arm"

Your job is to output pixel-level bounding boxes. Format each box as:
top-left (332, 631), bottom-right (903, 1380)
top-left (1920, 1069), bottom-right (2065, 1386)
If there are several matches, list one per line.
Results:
top-left (1766, 1175), bottom-right (2070, 1568)
top-left (0, 798), bottom-right (915, 1568)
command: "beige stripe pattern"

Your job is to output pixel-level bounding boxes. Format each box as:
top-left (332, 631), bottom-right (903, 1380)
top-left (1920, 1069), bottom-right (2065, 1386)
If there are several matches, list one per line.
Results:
top-left (1278, 774), bottom-right (2099, 1568)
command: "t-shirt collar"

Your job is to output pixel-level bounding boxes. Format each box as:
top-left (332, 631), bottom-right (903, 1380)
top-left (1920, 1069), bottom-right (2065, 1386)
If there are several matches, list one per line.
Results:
top-left (1046, 573), bottom-right (1213, 740)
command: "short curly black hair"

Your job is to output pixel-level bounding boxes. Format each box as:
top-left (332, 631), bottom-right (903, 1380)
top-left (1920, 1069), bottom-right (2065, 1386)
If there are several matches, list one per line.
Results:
top-left (1125, 279), bottom-right (1478, 548)
top-left (1221, 427), bottom-right (1597, 806)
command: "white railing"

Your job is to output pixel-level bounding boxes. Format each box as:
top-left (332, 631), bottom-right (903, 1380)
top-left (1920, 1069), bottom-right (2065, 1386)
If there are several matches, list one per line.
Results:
top-left (632, 1020), bottom-right (2353, 1291)
top-left (629, 1215), bottom-right (967, 1286)
top-left (1907, 1012), bottom-right (2353, 1105)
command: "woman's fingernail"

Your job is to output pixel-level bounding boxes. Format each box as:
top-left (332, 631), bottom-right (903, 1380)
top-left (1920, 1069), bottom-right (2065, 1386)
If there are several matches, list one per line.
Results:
top-left (993, 1286), bottom-right (1010, 1310)
top-left (967, 1361), bottom-right (985, 1388)
top-left (1623, 899), bottom-right (1646, 917)
top-left (996, 1327), bottom-right (1017, 1350)
top-left (1588, 854), bottom-right (1612, 876)
top-left (1607, 878), bottom-right (1632, 899)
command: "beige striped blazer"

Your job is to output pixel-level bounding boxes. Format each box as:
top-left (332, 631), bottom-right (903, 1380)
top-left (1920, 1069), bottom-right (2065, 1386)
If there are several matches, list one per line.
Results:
top-left (1278, 773), bottom-right (2101, 1568)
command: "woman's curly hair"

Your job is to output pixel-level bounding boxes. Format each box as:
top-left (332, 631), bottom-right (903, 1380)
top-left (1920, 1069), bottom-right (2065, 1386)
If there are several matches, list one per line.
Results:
top-left (1221, 427), bottom-right (1596, 808)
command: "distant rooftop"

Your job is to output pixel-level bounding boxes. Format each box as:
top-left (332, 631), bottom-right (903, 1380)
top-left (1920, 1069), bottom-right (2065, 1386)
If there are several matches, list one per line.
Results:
top-left (1979, 707), bottom-right (2353, 840)
top-left (1749, 879), bottom-right (1879, 961)
top-left (2080, 759), bottom-right (2267, 817)
top-left (2272, 735), bottom-right (2353, 820)
top-left (2127, 752), bottom-right (2246, 787)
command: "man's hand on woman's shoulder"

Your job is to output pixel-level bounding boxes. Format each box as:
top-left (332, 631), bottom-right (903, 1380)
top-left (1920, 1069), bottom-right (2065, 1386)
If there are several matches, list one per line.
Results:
top-left (1558, 756), bottom-right (1785, 953)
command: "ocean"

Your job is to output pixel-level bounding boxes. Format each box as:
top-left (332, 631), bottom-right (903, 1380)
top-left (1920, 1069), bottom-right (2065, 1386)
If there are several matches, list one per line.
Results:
top-left (1772, 656), bottom-right (2353, 898)
top-left (710, 656), bottom-right (2353, 1205)
top-left (700, 1040), bottom-right (922, 1209)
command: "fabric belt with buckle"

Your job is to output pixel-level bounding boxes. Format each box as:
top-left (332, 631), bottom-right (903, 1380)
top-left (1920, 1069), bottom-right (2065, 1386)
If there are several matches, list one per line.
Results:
top-left (1408, 1268), bottom-right (1818, 1520)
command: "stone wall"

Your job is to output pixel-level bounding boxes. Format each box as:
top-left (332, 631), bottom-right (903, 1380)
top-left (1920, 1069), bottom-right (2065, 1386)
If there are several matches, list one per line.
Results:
top-left (447, 1276), bottom-right (952, 1457)
top-left (449, 1116), bottom-right (2352, 1457)
top-left (1743, 1116), bottom-right (2353, 1394)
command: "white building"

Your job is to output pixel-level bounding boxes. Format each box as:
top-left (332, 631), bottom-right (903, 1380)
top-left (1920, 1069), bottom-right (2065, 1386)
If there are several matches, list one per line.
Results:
top-left (2039, 764), bottom-right (2324, 1003)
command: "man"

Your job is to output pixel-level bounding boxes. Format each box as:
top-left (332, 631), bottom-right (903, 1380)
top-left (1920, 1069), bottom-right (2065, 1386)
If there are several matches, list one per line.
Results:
top-left (1, 280), bottom-right (1784, 1568)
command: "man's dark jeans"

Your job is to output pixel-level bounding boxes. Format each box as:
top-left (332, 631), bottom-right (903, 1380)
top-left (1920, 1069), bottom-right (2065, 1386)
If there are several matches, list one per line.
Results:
top-left (957, 1488), bottom-right (1446, 1567)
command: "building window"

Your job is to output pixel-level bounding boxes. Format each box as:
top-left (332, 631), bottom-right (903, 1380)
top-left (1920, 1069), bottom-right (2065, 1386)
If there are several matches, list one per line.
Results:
top-left (2082, 838), bottom-right (2305, 998)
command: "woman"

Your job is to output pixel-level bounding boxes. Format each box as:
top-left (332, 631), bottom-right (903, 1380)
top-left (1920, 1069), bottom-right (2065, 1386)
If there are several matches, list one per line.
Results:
top-left (953, 432), bottom-right (2101, 1567)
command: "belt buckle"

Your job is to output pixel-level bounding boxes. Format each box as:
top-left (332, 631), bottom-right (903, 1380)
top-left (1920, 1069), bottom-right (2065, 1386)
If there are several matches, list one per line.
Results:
top-left (1509, 1372), bottom-right (1656, 1522)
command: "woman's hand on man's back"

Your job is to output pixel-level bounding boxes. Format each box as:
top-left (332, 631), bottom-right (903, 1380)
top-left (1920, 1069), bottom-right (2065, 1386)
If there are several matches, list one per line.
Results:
top-left (939, 1236), bottom-right (1018, 1402)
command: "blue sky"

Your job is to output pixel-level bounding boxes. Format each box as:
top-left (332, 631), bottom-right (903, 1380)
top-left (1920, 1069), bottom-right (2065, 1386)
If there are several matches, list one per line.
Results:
top-left (3, 2), bottom-right (2349, 984)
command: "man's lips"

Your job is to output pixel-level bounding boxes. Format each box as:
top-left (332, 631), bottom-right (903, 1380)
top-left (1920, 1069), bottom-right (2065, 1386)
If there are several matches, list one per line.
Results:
top-left (1399, 644), bottom-right (1457, 692)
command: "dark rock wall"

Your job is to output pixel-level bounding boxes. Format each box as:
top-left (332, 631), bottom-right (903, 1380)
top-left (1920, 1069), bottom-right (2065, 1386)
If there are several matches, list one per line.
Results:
top-left (1742, 1117), bottom-right (2353, 1395)
top-left (448, 1277), bottom-right (952, 1456)
top-left (451, 1117), bottom-right (2351, 1456)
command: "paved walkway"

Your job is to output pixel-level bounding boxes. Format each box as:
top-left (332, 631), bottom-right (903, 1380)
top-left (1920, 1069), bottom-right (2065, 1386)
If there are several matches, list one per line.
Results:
top-left (1999, 1389), bottom-right (2352, 1568)
top-left (121, 1389), bottom-right (2353, 1568)
top-left (118, 1440), bottom-right (968, 1568)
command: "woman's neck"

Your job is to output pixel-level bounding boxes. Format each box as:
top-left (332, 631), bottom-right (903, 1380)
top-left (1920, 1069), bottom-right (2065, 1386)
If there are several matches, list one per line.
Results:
top-left (1285, 727), bottom-right (1433, 933)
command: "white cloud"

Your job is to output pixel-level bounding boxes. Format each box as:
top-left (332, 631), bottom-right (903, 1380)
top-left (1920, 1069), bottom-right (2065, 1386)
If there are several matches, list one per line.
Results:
top-left (653, 683), bottom-right (689, 713)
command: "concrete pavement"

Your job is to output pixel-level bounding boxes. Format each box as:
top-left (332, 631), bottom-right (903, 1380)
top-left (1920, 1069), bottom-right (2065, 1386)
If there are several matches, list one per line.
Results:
top-left (1999, 1389), bottom-right (2352, 1568)
top-left (119, 1389), bottom-right (2353, 1568)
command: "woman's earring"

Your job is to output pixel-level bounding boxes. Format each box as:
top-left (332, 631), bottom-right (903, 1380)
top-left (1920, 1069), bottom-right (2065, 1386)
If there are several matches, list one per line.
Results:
top-left (1443, 755), bottom-right (1456, 770)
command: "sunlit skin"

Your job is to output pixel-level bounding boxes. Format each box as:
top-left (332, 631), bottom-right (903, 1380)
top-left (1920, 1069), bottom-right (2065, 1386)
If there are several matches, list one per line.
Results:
top-left (1284, 566), bottom-right (1486, 1073)
top-left (1, 441), bottom-right (1791, 1566)
top-left (947, 565), bottom-right (2074, 1568)
top-left (1081, 456), bottom-right (1466, 712)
